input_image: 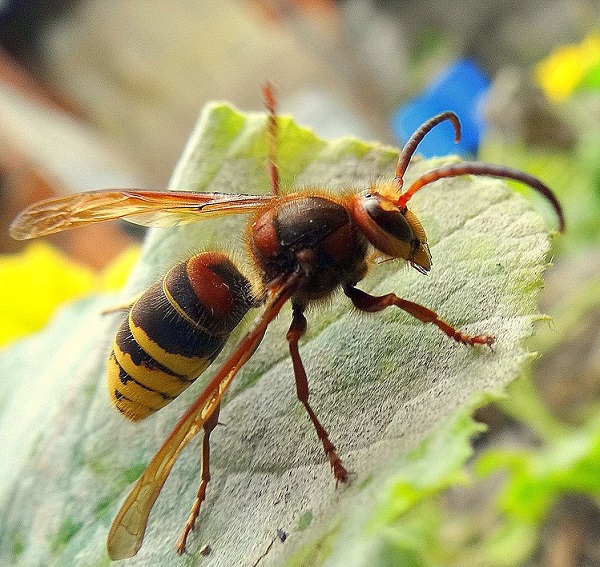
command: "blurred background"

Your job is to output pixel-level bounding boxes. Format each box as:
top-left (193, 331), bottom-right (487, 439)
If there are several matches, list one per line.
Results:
top-left (1, 1), bottom-right (600, 565)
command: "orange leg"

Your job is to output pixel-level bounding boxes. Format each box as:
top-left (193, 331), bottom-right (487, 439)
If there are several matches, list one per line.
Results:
top-left (345, 285), bottom-right (494, 347)
top-left (287, 307), bottom-right (348, 483)
top-left (262, 82), bottom-right (280, 196)
top-left (175, 403), bottom-right (220, 555)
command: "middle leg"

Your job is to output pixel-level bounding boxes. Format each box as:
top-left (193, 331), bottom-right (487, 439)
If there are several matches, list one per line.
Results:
top-left (286, 306), bottom-right (348, 483)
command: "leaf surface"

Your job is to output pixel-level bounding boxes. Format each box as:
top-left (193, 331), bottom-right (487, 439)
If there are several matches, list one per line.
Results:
top-left (0, 102), bottom-right (555, 566)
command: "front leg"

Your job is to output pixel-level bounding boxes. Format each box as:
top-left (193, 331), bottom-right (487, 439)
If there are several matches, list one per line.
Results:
top-left (344, 285), bottom-right (494, 347)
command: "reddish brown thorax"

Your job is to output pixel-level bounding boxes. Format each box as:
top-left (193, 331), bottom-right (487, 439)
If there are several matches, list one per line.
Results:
top-left (248, 194), bottom-right (369, 305)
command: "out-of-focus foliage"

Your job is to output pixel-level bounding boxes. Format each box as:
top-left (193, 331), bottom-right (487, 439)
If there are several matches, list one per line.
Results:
top-left (479, 400), bottom-right (600, 524)
top-left (483, 39), bottom-right (600, 251)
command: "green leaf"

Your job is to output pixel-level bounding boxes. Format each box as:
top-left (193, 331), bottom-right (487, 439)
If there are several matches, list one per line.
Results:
top-left (0, 102), bottom-right (555, 566)
top-left (477, 412), bottom-right (600, 524)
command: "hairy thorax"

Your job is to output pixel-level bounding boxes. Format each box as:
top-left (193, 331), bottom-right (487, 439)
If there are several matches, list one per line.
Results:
top-left (248, 194), bottom-right (369, 305)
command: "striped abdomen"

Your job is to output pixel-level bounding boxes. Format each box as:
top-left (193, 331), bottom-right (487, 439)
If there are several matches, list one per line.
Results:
top-left (107, 252), bottom-right (255, 421)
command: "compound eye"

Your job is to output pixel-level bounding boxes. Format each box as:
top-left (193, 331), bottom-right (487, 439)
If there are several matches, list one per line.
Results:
top-left (362, 194), bottom-right (414, 244)
top-left (351, 192), bottom-right (430, 272)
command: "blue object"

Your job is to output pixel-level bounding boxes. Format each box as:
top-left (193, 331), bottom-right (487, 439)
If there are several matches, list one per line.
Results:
top-left (391, 59), bottom-right (491, 157)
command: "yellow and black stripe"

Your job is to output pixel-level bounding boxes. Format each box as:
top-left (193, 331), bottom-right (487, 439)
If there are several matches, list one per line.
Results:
top-left (107, 252), bottom-right (254, 421)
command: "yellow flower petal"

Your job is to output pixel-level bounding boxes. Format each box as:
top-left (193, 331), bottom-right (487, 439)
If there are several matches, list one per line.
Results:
top-left (100, 246), bottom-right (141, 291)
top-left (0, 242), bottom-right (96, 347)
top-left (0, 241), bottom-right (142, 347)
top-left (535, 33), bottom-right (600, 102)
